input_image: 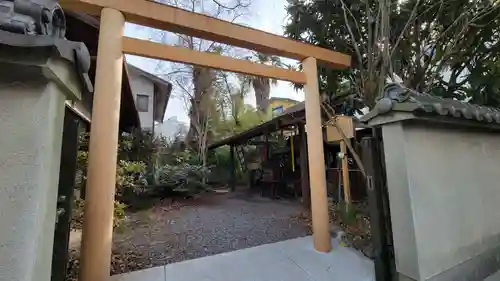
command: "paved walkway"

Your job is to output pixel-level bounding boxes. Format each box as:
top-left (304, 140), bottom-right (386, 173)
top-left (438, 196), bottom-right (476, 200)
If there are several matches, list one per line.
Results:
top-left (110, 236), bottom-right (375, 281)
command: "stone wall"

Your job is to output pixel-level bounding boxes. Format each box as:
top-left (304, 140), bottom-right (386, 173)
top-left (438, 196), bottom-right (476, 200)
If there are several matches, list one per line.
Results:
top-left (0, 81), bottom-right (66, 281)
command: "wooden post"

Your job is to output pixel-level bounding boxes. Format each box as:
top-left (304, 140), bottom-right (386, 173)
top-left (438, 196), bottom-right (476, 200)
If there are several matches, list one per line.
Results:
top-left (230, 145), bottom-right (236, 191)
top-left (79, 8), bottom-right (125, 281)
top-left (264, 132), bottom-right (269, 160)
top-left (298, 123), bottom-right (310, 208)
top-left (303, 57), bottom-right (332, 252)
top-left (340, 140), bottom-right (352, 209)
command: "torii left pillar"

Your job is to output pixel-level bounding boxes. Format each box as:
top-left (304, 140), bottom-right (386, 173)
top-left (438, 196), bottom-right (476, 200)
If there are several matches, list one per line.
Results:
top-left (79, 8), bottom-right (125, 281)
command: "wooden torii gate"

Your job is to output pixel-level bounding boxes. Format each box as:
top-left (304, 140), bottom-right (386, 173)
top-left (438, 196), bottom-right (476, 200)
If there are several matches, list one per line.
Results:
top-left (60, 1), bottom-right (351, 280)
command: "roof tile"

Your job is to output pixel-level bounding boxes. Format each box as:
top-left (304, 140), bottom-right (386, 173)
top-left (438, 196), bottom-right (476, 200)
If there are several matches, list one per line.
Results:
top-left (360, 84), bottom-right (500, 125)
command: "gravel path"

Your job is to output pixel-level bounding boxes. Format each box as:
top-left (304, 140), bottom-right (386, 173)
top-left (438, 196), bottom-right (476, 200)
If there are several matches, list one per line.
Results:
top-left (111, 193), bottom-right (310, 270)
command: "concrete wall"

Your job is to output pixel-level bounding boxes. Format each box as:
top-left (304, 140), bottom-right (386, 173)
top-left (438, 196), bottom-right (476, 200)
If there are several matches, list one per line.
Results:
top-left (129, 73), bottom-right (155, 130)
top-left (382, 121), bottom-right (500, 281)
top-left (0, 81), bottom-right (66, 281)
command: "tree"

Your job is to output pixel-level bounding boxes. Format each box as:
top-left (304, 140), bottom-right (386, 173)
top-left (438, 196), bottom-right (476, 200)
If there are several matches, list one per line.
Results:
top-left (213, 72), bottom-right (263, 140)
top-left (245, 52), bottom-right (282, 116)
top-left (147, 0), bottom-right (252, 150)
top-left (129, 0), bottom-right (253, 172)
top-left (468, 58), bottom-right (500, 107)
top-left (284, 0), bottom-right (500, 110)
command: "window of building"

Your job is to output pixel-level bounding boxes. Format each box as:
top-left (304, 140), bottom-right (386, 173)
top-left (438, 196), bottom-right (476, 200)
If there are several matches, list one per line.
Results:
top-left (136, 94), bottom-right (149, 112)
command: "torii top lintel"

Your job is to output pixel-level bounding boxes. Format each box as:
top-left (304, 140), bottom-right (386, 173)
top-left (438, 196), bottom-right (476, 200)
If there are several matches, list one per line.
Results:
top-left (60, 0), bottom-right (351, 69)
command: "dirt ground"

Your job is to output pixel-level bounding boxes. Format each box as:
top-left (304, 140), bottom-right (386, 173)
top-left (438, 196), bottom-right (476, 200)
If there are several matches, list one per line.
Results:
top-left (67, 192), bottom-right (311, 277)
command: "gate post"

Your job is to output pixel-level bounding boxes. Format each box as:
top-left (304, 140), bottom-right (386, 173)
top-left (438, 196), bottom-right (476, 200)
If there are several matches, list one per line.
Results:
top-left (361, 135), bottom-right (395, 281)
top-left (303, 57), bottom-right (331, 252)
top-left (79, 8), bottom-right (125, 281)
top-left (51, 110), bottom-right (80, 281)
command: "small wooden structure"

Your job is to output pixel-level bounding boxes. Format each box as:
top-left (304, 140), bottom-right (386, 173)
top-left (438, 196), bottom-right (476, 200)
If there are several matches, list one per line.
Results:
top-left (325, 116), bottom-right (355, 207)
top-left (209, 102), bottom-right (310, 201)
top-left (60, 0), bottom-right (351, 279)
top-left (209, 104), bottom-right (369, 205)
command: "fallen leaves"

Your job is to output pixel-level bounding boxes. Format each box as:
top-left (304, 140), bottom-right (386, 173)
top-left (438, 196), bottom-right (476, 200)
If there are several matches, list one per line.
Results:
top-left (292, 201), bottom-right (373, 258)
top-left (65, 249), bottom-right (155, 281)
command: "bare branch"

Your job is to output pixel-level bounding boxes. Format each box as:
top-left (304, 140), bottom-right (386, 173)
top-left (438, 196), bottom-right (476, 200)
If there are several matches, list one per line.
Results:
top-left (212, 0), bottom-right (251, 11)
top-left (338, 0), bottom-right (367, 56)
top-left (339, 0), bottom-right (364, 70)
top-left (390, 0), bottom-right (421, 59)
top-left (175, 80), bottom-right (194, 98)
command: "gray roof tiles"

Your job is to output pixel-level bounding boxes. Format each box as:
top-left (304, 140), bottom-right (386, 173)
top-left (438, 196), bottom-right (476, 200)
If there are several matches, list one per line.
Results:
top-left (360, 84), bottom-right (500, 125)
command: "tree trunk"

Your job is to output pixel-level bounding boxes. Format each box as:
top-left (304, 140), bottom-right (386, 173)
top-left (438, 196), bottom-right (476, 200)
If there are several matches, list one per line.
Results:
top-left (186, 66), bottom-right (216, 150)
top-left (253, 77), bottom-right (271, 115)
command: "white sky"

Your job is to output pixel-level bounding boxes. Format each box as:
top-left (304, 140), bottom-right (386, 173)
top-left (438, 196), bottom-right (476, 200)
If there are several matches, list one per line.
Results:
top-left (124, 0), bottom-right (304, 123)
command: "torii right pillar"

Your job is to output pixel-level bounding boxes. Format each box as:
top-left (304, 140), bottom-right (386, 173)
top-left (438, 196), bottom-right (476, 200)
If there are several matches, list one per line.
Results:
top-left (303, 57), bottom-right (332, 252)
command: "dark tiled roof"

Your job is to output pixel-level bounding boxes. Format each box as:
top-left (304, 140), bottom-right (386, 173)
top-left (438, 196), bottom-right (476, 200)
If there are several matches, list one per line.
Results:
top-left (360, 84), bottom-right (500, 125)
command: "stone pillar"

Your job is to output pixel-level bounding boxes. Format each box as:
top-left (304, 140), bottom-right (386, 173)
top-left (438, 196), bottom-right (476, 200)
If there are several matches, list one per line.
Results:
top-left (0, 37), bottom-right (83, 281)
top-left (303, 57), bottom-right (332, 252)
top-left (79, 8), bottom-right (125, 281)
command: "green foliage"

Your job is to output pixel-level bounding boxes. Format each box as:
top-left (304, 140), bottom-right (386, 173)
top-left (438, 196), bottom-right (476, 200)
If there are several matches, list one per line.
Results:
top-left (72, 199), bottom-right (127, 229)
top-left (113, 201), bottom-right (128, 229)
top-left (139, 146), bottom-right (216, 198)
top-left (156, 163), bottom-right (212, 196)
top-left (72, 123), bottom-right (239, 225)
top-left (338, 201), bottom-right (358, 226)
top-left (210, 146), bottom-right (232, 167)
top-left (170, 149), bottom-right (202, 165)
top-left (284, 0), bottom-right (500, 108)
top-left (73, 131), bottom-right (155, 229)
top-left (118, 130), bottom-right (168, 164)
top-left (212, 103), bottom-right (265, 141)
top-left (76, 132), bottom-right (148, 196)
top-left (115, 160), bottom-right (148, 200)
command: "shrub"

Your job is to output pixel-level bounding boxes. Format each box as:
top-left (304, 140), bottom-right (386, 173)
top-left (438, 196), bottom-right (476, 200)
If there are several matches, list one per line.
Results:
top-left (113, 201), bottom-right (128, 228)
top-left (156, 163), bottom-right (212, 197)
top-left (72, 199), bottom-right (127, 230)
top-left (116, 160), bottom-right (147, 197)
